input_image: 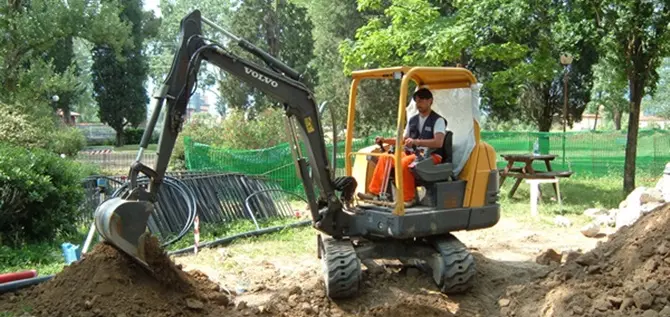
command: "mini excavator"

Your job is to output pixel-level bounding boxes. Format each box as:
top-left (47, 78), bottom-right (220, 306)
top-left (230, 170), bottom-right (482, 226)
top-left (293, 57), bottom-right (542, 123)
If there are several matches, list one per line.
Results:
top-left (94, 10), bottom-right (501, 299)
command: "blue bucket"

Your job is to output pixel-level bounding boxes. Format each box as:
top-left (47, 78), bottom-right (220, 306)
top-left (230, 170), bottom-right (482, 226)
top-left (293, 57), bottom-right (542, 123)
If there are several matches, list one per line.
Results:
top-left (61, 242), bottom-right (81, 265)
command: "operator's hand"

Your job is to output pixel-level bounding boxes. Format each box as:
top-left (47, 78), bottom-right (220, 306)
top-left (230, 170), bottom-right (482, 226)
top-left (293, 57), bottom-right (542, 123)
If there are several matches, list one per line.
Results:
top-left (404, 138), bottom-right (417, 147)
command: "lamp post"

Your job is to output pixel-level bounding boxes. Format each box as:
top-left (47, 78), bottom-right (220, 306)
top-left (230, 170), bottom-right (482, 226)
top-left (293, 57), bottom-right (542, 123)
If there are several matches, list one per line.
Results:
top-left (560, 54), bottom-right (573, 166)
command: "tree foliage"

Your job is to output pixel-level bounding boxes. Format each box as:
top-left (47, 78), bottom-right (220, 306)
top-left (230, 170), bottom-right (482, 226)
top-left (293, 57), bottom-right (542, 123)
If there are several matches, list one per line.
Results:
top-left (91, 0), bottom-right (158, 146)
top-left (216, 0), bottom-right (316, 118)
top-left (585, 0), bottom-right (670, 193)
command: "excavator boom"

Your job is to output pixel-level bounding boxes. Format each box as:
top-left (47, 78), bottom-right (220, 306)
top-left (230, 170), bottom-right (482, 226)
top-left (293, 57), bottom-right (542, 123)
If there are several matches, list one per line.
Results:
top-left (94, 10), bottom-right (353, 264)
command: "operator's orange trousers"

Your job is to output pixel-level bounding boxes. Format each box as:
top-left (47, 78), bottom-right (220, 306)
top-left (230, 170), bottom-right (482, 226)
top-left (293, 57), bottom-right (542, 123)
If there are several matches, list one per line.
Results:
top-left (368, 152), bottom-right (441, 202)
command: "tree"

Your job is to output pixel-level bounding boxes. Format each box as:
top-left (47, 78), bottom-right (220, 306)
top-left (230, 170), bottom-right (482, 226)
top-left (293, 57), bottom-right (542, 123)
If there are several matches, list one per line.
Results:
top-left (0, 0), bottom-right (132, 108)
top-left (91, 0), bottom-right (156, 146)
top-left (643, 57), bottom-right (670, 119)
top-left (216, 0), bottom-right (316, 118)
top-left (587, 55), bottom-right (629, 130)
top-left (587, 0), bottom-right (670, 193)
top-left (305, 0), bottom-right (366, 135)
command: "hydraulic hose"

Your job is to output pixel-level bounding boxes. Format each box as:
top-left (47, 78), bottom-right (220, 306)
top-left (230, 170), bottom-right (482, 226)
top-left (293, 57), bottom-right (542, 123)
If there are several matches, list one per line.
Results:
top-left (110, 175), bottom-right (198, 248)
top-left (167, 219), bottom-right (312, 256)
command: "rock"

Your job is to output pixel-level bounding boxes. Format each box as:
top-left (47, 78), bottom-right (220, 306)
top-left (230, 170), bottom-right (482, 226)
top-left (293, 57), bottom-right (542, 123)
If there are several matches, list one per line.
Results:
top-left (288, 294), bottom-right (299, 307)
top-left (634, 290), bottom-right (654, 310)
top-left (576, 252), bottom-right (599, 266)
top-left (621, 298), bottom-right (635, 311)
top-left (595, 298), bottom-right (612, 311)
top-left (587, 265), bottom-right (602, 274)
top-left (289, 286), bottom-right (302, 295)
top-left (658, 244), bottom-right (669, 255)
top-left (641, 188), bottom-right (665, 204)
top-left (84, 300), bottom-right (93, 310)
top-left (581, 222), bottom-right (601, 237)
top-left (499, 298), bottom-right (510, 307)
top-left (208, 293), bottom-right (229, 306)
top-left (562, 250), bottom-right (582, 264)
top-left (536, 249), bottom-right (562, 265)
top-left (643, 309), bottom-right (660, 317)
top-left (616, 187), bottom-right (648, 229)
top-left (406, 267), bottom-right (421, 278)
top-left (554, 216), bottom-right (572, 227)
top-left (573, 305), bottom-right (584, 315)
top-left (186, 298), bottom-right (204, 310)
top-left (656, 165), bottom-right (670, 201)
top-left (301, 303), bottom-right (314, 314)
top-left (584, 208), bottom-right (608, 218)
top-left (608, 296), bottom-right (624, 307)
top-left (236, 301), bottom-right (248, 310)
top-left (641, 202), bottom-right (666, 214)
top-left (594, 215), bottom-right (615, 227)
top-left (659, 305), bottom-right (670, 317)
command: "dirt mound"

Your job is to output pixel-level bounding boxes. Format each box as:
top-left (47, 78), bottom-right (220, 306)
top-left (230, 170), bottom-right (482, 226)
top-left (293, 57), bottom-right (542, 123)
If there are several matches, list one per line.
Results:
top-left (0, 235), bottom-right (232, 317)
top-left (503, 203), bottom-right (670, 316)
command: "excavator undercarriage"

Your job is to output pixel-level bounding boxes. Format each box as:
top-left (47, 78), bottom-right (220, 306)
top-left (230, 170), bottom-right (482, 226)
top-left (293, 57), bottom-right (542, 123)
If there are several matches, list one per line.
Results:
top-left (94, 9), bottom-right (500, 300)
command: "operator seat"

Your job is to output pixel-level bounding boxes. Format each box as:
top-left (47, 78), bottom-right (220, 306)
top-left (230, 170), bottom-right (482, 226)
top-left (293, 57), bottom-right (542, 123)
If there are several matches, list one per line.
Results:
top-left (411, 130), bottom-right (455, 184)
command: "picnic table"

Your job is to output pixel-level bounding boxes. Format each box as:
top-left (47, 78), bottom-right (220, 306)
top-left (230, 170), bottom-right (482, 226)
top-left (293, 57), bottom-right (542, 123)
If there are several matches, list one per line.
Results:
top-left (499, 154), bottom-right (573, 198)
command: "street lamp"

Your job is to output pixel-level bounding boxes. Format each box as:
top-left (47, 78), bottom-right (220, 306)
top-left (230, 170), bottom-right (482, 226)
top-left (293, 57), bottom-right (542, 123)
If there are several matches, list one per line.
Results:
top-left (560, 54), bottom-right (573, 133)
top-left (560, 54), bottom-right (573, 166)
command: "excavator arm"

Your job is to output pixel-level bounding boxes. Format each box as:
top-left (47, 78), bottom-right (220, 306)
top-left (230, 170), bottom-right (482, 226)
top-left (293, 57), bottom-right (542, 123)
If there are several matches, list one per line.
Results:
top-left (94, 10), bottom-right (354, 265)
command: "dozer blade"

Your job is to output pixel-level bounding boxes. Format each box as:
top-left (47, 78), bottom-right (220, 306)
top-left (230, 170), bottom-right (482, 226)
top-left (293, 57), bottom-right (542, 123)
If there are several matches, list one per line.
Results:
top-left (94, 197), bottom-right (154, 267)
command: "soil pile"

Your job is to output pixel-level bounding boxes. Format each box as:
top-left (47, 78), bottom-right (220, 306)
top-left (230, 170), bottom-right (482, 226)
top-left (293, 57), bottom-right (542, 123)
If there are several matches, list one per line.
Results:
top-left (502, 203), bottom-right (670, 317)
top-left (0, 235), bottom-right (232, 317)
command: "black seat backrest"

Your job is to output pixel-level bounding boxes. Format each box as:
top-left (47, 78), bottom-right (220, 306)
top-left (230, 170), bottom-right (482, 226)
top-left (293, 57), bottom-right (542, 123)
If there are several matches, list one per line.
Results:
top-left (442, 130), bottom-right (453, 164)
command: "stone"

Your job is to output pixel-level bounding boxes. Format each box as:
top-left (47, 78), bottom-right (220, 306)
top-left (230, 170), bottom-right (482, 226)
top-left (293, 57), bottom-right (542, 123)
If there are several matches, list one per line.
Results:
top-left (236, 301), bottom-right (248, 310)
top-left (616, 187), bottom-right (648, 229)
top-left (301, 303), bottom-right (314, 314)
top-left (84, 300), bottom-right (93, 310)
top-left (641, 202), bottom-right (665, 214)
top-left (643, 310), bottom-right (660, 317)
top-left (499, 298), bottom-right (511, 307)
top-left (634, 290), bottom-right (654, 310)
top-left (554, 216), bottom-right (572, 227)
top-left (562, 250), bottom-right (582, 264)
top-left (576, 252), bottom-right (599, 266)
top-left (595, 298), bottom-right (612, 311)
top-left (584, 208), bottom-right (608, 218)
top-left (581, 222), bottom-right (601, 237)
top-left (594, 215), bottom-right (615, 227)
top-left (659, 306), bottom-right (670, 317)
top-left (621, 298), bottom-right (635, 311)
top-left (608, 296), bottom-right (624, 308)
top-left (641, 188), bottom-right (665, 204)
top-left (186, 298), bottom-right (204, 310)
top-left (658, 244), bottom-right (669, 255)
top-left (536, 249), bottom-right (562, 265)
top-left (573, 305), bottom-right (584, 315)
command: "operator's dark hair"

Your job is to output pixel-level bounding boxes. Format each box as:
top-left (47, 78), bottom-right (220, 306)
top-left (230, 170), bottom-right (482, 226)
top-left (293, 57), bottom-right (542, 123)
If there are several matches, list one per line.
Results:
top-left (413, 88), bottom-right (433, 100)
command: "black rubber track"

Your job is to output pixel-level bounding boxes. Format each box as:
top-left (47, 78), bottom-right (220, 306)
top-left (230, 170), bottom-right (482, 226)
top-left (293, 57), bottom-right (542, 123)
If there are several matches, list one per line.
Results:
top-left (432, 234), bottom-right (476, 294)
top-left (320, 237), bottom-right (362, 299)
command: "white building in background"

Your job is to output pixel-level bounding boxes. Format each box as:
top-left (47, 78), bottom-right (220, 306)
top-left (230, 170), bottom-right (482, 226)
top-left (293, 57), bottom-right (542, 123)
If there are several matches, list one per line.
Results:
top-left (572, 113), bottom-right (670, 130)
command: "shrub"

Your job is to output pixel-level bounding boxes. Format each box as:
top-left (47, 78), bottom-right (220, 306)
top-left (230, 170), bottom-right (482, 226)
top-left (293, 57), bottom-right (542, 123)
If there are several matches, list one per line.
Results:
top-left (51, 126), bottom-right (87, 157)
top-left (0, 142), bottom-right (86, 246)
top-left (0, 102), bottom-right (56, 149)
top-left (124, 127), bottom-right (159, 145)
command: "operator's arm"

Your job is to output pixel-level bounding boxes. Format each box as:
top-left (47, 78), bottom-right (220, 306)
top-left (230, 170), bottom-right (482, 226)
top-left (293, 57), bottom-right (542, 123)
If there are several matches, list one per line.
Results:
top-left (376, 121), bottom-right (410, 145)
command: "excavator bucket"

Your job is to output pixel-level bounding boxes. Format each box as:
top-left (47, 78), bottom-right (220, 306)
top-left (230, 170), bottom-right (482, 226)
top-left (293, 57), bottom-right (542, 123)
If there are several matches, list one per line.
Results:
top-left (94, 197), bottom-right (154, 266)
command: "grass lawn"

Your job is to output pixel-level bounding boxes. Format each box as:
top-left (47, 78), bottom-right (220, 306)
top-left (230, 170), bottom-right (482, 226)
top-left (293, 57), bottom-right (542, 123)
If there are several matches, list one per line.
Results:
top-left (0, 173), bottom-right (659, 277)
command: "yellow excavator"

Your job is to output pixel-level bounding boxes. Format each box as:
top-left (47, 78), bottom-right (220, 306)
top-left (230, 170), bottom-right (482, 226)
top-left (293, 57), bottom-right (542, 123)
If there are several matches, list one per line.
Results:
top-left (93, 10), bottom-right (500, 300)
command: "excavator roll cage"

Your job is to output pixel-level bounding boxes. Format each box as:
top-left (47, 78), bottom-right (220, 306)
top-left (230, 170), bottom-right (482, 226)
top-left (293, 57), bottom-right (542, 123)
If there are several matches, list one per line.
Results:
top-left (131, 10), bottom-right (353, 237)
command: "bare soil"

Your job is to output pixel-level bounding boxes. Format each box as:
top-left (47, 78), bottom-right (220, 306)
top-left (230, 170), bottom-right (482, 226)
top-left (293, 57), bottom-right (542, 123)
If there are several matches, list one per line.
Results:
top-left (4, 205), bottom-right (667, 317)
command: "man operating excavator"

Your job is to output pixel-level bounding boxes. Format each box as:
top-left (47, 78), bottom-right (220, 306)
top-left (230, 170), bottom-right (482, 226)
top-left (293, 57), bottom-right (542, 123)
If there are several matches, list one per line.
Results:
top-left (358, 88), bottom-right (448, 206)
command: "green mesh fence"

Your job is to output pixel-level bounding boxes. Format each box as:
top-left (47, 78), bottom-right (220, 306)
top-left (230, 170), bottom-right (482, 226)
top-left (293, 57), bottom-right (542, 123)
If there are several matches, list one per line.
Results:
top-left (183, 129), bottom-right (670, 197)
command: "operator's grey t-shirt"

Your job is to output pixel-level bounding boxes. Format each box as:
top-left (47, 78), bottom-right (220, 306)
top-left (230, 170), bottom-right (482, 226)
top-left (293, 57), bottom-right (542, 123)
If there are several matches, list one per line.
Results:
top-left (403, 114), bottom-right (447, 152)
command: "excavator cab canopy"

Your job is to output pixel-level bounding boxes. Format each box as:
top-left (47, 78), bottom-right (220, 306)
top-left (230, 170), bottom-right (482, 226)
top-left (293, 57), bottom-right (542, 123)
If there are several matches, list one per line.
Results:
top-left (344, 66), bottom-right (485, 215)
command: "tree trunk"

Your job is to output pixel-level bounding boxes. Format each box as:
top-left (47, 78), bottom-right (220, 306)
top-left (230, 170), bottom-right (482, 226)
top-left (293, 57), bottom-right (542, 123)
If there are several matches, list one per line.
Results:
top-left (613, 110), bottom-right (622, 130)
top-left (115, 130), bottom-right (125, 147)
top-left (624, 79), bottom-right (643, 194)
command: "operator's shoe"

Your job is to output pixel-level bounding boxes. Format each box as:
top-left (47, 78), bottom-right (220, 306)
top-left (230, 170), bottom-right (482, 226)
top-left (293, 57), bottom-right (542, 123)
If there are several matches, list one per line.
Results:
top-left (357, 192), bottom-right (376, 200)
